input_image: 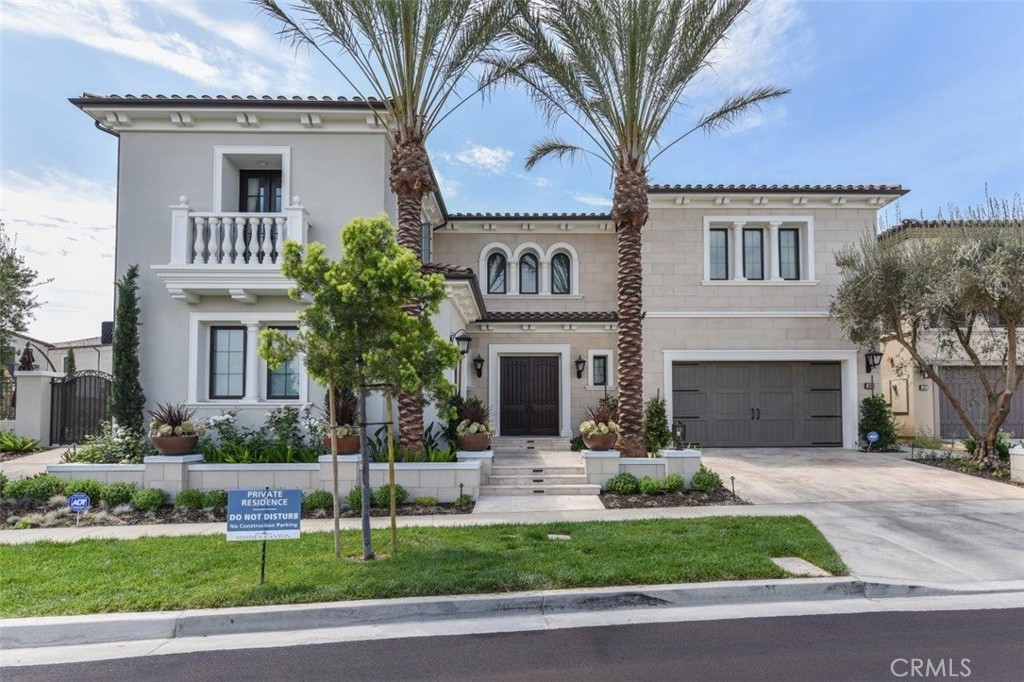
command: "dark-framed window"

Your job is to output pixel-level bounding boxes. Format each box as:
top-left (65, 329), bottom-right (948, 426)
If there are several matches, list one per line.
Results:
top-left (709, 228), bottom-right (729, 280)
top-left (551, 253), bottom-right (571, 294)
top-left (742, 228), bottom-right (764, 280)
top-left (519, 252), bottom-right (539, 294)
top-left (486, 252), bottom-right (507, 294)
top-left (210, 326), bottom-right (245, 399)
top-left (239, 170), bottom-right (282, 213)
top-left (779, 228), bottom-right (800, 280)
top-left (593, 355), bottom-right (608, 386)
top-left (266, 326), bottom-right (299, 400)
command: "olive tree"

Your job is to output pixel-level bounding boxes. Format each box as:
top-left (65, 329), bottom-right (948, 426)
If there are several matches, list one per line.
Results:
top-left (260, 214), bottom-right (460, 559)
top-left (831, 197), bottom-right (1023, 467)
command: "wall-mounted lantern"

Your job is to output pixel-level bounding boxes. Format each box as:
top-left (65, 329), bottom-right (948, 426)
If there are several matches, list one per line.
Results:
top-left (472, 354), bottom-right (485, 378)
top-left (450, 329), bottom-right (472, 355)
top-left (574, 354), bottom-right (587, 379)
top-left (864, 350), bottom-right (883, 374)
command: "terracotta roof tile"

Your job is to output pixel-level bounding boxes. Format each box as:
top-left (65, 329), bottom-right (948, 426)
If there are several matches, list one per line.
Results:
top-left (449, 211), bottom-right (610, 221)
top-left (648, 183), bottom-right (908, 195)
top-left (480, 311), bottom-right (617, 323)
top-left (70, 93), bottom-right (385, 109)
top-left (879, 218), bottom-right (1022, 239)
top-left (422, 262), bottom-right (475, 277)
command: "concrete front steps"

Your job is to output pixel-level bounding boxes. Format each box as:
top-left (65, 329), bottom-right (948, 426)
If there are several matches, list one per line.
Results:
top-left (489, 436), bottom-right (572, 455)
top-left (480, 463), bottom-right (599, 497)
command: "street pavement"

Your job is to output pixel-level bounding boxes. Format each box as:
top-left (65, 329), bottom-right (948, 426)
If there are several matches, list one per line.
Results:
top-left (5, 607), bottom-right (1023, 681)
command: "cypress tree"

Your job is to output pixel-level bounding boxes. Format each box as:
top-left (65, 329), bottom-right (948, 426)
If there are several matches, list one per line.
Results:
top-left (64, 348), bottom-right (76, 378)
top-left (110, 265), bottom-right (145, 434)
top-left (643, 391), bottom-right (673, 454)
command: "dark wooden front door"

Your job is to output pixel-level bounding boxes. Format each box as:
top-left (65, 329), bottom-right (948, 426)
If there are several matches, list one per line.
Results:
top-left (500, 356), bottom-right (560, 436)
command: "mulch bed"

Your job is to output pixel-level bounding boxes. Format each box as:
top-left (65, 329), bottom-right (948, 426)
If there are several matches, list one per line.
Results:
top-left (0, 451), bottom-right (39, 463)
top-left (600, 488), bottom-right (747, 509)
top-left (1, 501), bottom-right (473, 529)
top-left (908, 456), bottom-right (1022, 487)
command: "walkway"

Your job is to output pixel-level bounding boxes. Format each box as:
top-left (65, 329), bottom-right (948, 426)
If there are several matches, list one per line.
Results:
top-left (0, 447), bottom-right (66, 479)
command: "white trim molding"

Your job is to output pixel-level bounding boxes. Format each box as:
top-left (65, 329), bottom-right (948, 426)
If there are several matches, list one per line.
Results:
top-left (645, 310), bottom-right (829, 318)
top-left (487, 344), bottom-right (572, 438)
top-left (213, 146), bottom-right (291, 212)
top-left (188, 311), bottom-right (307, 405)
top-left (479, 241), bottom-right (581, 296)
top-left (661, 349), bottom-right (859, 449)
top-left (702, 215), bottom-right (815, 284)
top-left (586, 348), bottom-right (615, 389)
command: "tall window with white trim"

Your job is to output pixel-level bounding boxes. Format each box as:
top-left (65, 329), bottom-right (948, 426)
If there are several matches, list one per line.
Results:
top-left (551, 253), bottom-right (571, 295)
top-left (487, 252), bottom-right (507, 294)
top-left (519, 252), bottom-right (539, 294)
top-left (210, 327), bottom-right (245, 399)
top-left (266, 326), bottom-right (299, 400)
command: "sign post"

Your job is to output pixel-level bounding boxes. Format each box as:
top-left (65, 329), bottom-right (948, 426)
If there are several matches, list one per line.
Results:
top-left (68, 492), bottom-right (91, 526)
top-left (227, 488), bottom-right (302, 584)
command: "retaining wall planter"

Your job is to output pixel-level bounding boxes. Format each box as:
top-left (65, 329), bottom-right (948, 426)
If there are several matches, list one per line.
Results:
top-left (1010, 444), bottom-right (1024, 483)
top-left (583, 448), bottom-right (702, 489)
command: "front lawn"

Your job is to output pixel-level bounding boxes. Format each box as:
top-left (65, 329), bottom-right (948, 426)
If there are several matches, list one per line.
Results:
top-left (0, 516), bottom-right (846, 618)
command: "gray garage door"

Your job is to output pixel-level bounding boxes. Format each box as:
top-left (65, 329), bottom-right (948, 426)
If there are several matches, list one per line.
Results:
top-left (672, 362), bottom-right (843, 447)
top-left (938, 367), bottom-right (1024, 439)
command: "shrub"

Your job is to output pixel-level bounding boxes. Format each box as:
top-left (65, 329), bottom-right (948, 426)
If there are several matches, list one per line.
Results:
top-left (4, 474), bottom-right (67, 502)
top-left (569, 435), bottom-right (584, 452)
top-left (690, 465), bottom-right (723, 494)
top-left (664, 473), bottom-right (685, 492)
top-left (132, 488), bottom-right (166, 512)
top-left (303, 490), bottom-right (334, 511)
top-left (642, 393), bottom-right (673, 454)
top-left (101, 481), bottom-right (138, 508)
top-left (638, 476), bottom-right (665, 495)
top-left (912, 428), bottom-right (945, 451)
top-left (346, 486), bottom-right (362, 510)
top-left (371, 483), bottom-right (408, 508)
top-left (0, 431), bottom-right (41, 454)
top-left (65, 479), bottom-right (105, 502)
top-left (413, 495), bottom-right (439, 507)
top-left (604, 472), bottom-right (640, 495)
top-left (0, 471), bottom-right (8, 498)
top-left (62, 423), bottom-right (154, 464)
top-left (175, 489), bottom-right (205, 510)
top-left (454, 493), bottom-right (474, 508)
top-left (858, 395), bottom-right (899, 451)
top-left (202, 489), bottom-right (228, 510)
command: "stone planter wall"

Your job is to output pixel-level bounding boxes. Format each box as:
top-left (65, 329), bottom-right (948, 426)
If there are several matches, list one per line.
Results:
top-left (46, 454), bottom-right (482, 503)
top-left (1010, 445), bottom-right (1024, 484)
top-left (582, 449), bottom-right (702, 489)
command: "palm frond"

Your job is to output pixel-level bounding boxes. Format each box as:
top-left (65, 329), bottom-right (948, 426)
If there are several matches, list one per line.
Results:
top-left (525, 139), bottom-right (592, 171)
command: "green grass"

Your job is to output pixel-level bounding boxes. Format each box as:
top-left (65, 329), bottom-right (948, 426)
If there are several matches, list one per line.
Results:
top-left (0, 516), bottom-right (845, 618)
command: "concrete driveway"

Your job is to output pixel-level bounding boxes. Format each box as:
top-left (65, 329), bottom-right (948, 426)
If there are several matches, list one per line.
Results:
top-left (700, 447), bottom-right (1024, 505)
top-left (701, 448), bottom-right (1024, 584)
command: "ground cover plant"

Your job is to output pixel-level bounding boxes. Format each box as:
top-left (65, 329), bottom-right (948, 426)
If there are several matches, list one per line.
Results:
top-left (0, 516), bottom-right (845, 617)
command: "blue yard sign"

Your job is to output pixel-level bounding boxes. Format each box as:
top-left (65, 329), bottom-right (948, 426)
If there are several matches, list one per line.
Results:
top-left (226, 489), bottom-right (302, 541)
top-left (867, 431), bottom-right (880, 444)
top-left (68, 492), bottom-right (91, 513)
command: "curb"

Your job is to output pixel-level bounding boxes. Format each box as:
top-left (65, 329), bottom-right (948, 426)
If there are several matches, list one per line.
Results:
top-left (6, 577), bottom-right (1019, 650)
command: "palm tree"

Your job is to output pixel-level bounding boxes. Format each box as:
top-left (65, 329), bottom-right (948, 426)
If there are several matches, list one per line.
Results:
top-left (255, 0), bottom-right (509, 451)
top-left (496, 0), bottom-right (788, 455)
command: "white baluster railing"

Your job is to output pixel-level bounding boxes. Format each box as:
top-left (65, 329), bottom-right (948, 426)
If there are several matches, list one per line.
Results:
top-left (169, 198), bottom-right (309, 267)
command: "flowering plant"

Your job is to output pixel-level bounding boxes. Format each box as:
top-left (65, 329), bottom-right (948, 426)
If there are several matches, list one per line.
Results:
top-left (455, 419), bottom-right (495, 437)
top-left (454, 397), bottom-right (494, 437)
top-left (148, 402), bottom-right (206, 438)
top-left (579, 401), bottom-right (621, 436)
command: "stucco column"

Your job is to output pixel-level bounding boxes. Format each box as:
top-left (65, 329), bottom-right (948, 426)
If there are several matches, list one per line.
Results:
top-left (508, 259), bottom-right (519, 295)
top-left (539, 260), bottom-right (551, 294)
top-left (731, 221), bottom-right (746, 281)
top-left (244, 322), bottom-right (261, 401)
top-left (768, 221), bottom-right (782, 280)
top-left (13, 370), bottom-right (63, 445)
top-left (169, 196), bottom-right (191, 266)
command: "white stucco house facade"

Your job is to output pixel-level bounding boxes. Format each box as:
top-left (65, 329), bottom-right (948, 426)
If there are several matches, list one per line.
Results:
top-left (73, 93), bottom-right (907, 449)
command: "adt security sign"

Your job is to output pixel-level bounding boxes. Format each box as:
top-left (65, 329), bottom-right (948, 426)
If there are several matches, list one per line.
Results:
top-left (68, 493), bottom-right (91, 513)
top-left (867, 431), bottom-right (880, 444)
top-left (226, 489), bottom-right (301, 541)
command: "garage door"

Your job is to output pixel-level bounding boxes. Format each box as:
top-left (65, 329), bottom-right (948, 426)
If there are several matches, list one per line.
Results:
top-left (671, 362), bottom-right (842, 447)
top-left (938, 367), bottom-right (1023, 439)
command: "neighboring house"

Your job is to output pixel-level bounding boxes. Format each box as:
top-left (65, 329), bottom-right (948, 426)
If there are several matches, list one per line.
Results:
top-left (876, 220), bottom-right (1023, 440)
top-left (45, 337), bottom-right (114, 375)
top-left (73, 93), bottom-right (906, 449)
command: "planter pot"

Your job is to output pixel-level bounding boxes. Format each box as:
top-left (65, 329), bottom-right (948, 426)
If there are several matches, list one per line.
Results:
top-left (458, 434), bottom-right (492, 452)
top-left (582, 433), bottom-right (618, 451)
top-left (322, 434), bottom-right (360, 455)
top-left (151, 435), bottom-right (199, 456)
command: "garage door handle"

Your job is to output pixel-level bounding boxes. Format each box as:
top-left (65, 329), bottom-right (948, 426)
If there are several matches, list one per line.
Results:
top-left (756, 408), bottom-right (761, 420)
top-left (750, 408), bottom-right (755, 420)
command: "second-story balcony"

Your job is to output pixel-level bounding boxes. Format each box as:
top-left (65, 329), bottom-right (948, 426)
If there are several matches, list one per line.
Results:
top-left (151, 195), bottom-right (310, 305)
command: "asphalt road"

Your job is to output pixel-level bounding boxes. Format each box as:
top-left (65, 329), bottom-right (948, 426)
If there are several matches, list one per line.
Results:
top-left (8, 609), bottom-right (1024, 682)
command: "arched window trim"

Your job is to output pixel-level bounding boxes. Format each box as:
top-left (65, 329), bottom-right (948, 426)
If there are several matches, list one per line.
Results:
top-left (479, 242), bottom-right (513, 294)
top-left (545, 242), bottom-right (580, 295)
top-left (485, 252), bottom-right (507, 294)
top-left (479, 242), bottom-right (581, 296)
top-left (519, 251), bottom-right (540, 295)
top-left (550, 252), bottom-right (571, 295)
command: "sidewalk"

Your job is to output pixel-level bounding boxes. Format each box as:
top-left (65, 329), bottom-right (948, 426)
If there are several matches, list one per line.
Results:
top-left (4, 497), bottom-right (1024, 585)
top-left (0, 447), bottom-right (65, 479)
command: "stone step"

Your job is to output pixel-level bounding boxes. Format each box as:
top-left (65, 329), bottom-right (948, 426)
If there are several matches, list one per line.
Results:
top-left (490, 465), bottom-right (585, 476)
top-left (479, 484), bottom-right (601, 496)
top-left (488, 474), bottom-right (589, 486)
top-left (490, 437), bottom-right (572, 453)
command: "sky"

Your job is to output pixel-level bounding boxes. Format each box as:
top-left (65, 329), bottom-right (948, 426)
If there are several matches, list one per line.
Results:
top-left (1, 0), bottom-right (1022, 343)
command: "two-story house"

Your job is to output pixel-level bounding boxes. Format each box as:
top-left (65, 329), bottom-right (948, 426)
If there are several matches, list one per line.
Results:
top-left (73, 93), bottom-right (906, 449)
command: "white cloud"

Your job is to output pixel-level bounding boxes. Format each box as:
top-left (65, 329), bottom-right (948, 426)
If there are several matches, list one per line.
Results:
top-left (573, 194), bottom-right (612, 208)
top-left (0, 168), bottom-right (116, 342)
top-left (0, 0), bottom-right (315, 93)
top-left (454, 144), bottom-right (515, 175)
top-left (435, 170), bottom-right (460, 198)
top-left (517, 173), bottom-right (552, 189)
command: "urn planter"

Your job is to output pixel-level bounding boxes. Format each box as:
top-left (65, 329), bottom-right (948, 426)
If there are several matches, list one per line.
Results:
top-left (582, 433), bottom-right (617, 451)
top-left (151, 435), bottom-right (199, 456)
top-left (322, 434), bottom-right (361, 455)
top-left (457, 434), bottom-right (492, 452)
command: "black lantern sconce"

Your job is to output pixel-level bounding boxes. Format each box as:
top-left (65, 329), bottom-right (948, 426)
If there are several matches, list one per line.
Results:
top-left (472, 354), bottom-right (485, 378)
top-left (864, 350), bottom-right (883, 374)
top-left (574, 354), bottom-right (587, 379)
top-left (672, 421), bottom-right (686, 449)
top-left (450, 329), bottom-right (472, 356)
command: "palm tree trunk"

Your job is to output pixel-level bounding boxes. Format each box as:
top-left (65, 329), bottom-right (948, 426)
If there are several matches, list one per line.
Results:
top-left (390, 137), bottom-right (434, 452)
top-left (612, 165), bottom-right (649, 457)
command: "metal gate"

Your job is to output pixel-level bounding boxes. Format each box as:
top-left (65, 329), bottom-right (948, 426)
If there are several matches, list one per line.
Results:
top-left (50, 370), bottom-right (112, 444)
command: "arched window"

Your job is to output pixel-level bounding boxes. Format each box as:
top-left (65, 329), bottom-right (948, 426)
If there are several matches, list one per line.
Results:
top-left (551, 253), bottom-right (571, 294)
top-left (519, 253), bottom-right (539, 294)
top-left (486, 252), bottom-right (507, 294)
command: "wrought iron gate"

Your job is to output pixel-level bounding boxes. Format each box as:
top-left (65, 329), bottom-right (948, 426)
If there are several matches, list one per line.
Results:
top-left (50, 370), bottom-right (112, 444)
